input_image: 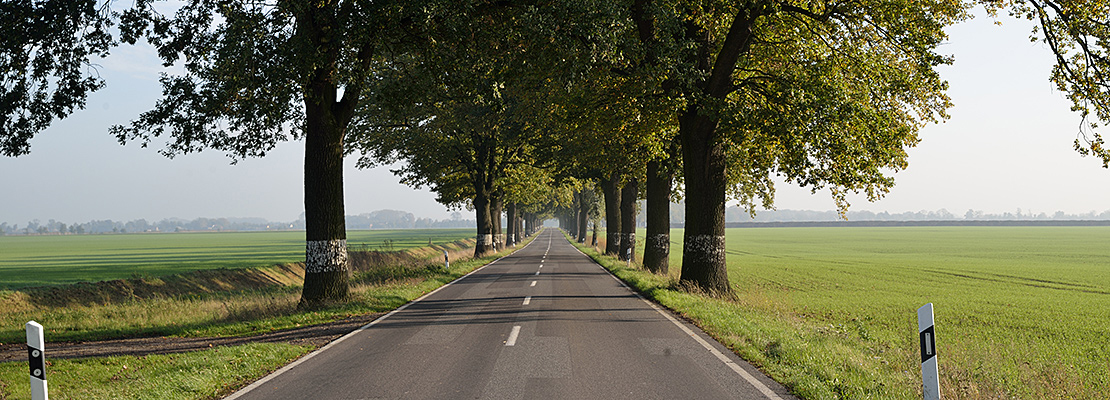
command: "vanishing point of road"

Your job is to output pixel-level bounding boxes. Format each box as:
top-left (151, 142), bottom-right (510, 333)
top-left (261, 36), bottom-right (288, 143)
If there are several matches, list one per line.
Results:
top-left (227, 228), bottom-right (796, 399)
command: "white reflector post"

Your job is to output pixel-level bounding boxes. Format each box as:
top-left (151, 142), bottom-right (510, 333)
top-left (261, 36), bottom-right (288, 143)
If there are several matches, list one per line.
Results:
top-left (26, 321), bottom-right (48, 400)
top-left (918, 304), bottom-right (939, 400)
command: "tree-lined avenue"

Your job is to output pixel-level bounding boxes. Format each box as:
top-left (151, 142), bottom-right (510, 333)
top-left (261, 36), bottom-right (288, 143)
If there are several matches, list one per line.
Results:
top-left (226, 228), bottom-right (795, 399)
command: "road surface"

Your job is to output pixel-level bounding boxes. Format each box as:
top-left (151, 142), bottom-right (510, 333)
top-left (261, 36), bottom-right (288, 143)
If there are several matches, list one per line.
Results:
top-left (227, 228), bottom-right (796, 399)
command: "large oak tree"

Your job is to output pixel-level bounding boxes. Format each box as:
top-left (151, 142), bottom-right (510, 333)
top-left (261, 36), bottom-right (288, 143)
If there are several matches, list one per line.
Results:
top-left (111, 0), bottom-right (425, 306)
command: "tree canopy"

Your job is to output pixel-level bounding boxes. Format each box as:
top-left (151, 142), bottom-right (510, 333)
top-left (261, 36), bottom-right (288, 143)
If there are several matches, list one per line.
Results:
top-left (1, 0), bottom-right (113, 156)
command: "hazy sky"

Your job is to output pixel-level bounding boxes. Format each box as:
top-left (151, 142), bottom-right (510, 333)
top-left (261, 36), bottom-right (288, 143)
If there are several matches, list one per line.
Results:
top-left (3, 10), bottom-right (1109, 225)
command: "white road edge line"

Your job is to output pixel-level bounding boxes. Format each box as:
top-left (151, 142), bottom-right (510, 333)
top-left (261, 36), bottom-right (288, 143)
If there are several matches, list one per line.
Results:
top-left (565, 235), bottom-right (785, 400)
top-left (523, 296), bottom-right (531, 305)
top-left (224, 232), bottom-right (540, 400)
top-left (505, 325), bottom-right (522, 346)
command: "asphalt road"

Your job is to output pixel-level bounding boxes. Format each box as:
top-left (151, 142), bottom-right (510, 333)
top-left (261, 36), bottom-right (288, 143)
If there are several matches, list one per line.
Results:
top-left (227, 228), bottom-right (796, 400)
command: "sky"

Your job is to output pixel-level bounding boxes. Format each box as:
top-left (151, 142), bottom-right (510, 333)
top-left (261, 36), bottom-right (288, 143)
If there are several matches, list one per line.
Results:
top-left (2, 10), bottom-right (1109, 225)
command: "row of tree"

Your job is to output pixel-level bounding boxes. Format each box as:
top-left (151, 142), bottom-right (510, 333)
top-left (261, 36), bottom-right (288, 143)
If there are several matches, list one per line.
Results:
top-left (0, 211), bottom-right (481, 236)
top-left (5, 0), bottom-right (1110, 304)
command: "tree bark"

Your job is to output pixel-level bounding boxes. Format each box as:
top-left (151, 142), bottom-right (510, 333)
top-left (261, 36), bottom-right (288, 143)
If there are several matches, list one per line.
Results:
top-left (301, 92), bottom-right (350, 306)
top-left (492, 195), bottom-right (504, 251)
top-left (678, 105), bottom-right (730, 294)
top-left (619, 178), bottom-right (638, 261)
top-left (524, 212), bottom-right (532, 236)
top-left (514, 209), bottom-right (523, 243)
top-left (506, 202), bottom-right (517, 247)
top-left (591, 220), bottom-right (598, 246)
top-left (675, 12), bottom-right (756, 295)
top-left (600, 172), bottom-right (621, 255)
top-left (577, 191), bottom-right (589, 243)
top-left (643, 160), bottom-right (672, 274)
top-left (474, 188), bottom-right (495, 257)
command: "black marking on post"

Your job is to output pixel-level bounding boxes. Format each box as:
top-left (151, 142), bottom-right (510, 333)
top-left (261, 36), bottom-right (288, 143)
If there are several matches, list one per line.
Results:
top-left (28, 346), bottom-right (45, 380)
top-left (919, 325), bottom-right (936, 363)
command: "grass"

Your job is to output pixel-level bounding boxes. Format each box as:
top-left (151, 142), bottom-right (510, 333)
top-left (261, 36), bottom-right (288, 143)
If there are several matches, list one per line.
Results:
top-left (574, 227), bottom-right (1110, 399)
top-left (0, 237), bottom-right (511, 344)
top-left (0, 342), bottom-right (312, 399)
top-left (0, 231), bottom-right (541, 399)
top-left (0, 229), bottom-right (473, 289)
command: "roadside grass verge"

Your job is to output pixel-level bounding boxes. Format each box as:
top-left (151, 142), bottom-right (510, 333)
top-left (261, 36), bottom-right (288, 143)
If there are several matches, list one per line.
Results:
top-left (0, 342), bottom-right (312, 400)
top-left (563, 231), bottom-right (904, 399)
top-left (572, 227), bottom-right (1110, 399)
top-left (0, 231), bottom-right (541, 399)
top-left (0, 235), bottom-right (529, 345)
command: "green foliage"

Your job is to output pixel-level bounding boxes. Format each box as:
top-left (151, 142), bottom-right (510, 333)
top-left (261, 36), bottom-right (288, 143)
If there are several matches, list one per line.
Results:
top-left (110, 0), bottom-right (421, 159)
top-left (984, 0), bottom-right (1110, 166)
top-left (678, 0), bottom-right (965, 213)
top-left (349, 3), bottom-right (586, 212)
top-left (0, 0), bottom-right (113, 156)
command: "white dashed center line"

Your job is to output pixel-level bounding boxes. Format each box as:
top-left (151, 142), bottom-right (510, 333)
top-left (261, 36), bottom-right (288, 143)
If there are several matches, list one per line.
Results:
top-left (505, 326), bottom-right (521, 346)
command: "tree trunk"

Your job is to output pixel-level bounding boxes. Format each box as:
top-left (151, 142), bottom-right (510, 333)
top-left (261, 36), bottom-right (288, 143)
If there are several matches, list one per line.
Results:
top-left (524, 213), bottom-right (531, 236)
top-left (600, 172), bottom-right (621, 255)
top-left (619, 178), bottom-right (638, 262)
top-left (591, 220), bottom-right (598, 246)
top-left (577, 192), bottom-right (588, 243)
top-left (674, 11), bottom-right (756, 295)
top-left (301, 95), bottom-right (350, 306)
top-left (492, 195), bottom-right (504, 251)
top-left (514, 209), bottom-right (523, 243)
top-left (506, 202), bottom-right (517, 247)
top-left (567, 196), bottom-right (578, 240)
top-left (678, 105), bottom-right (730, 294)
top-left (474, 189), bottom-right (495, 257)
top-left (643, 160), bottom-right (672, 274)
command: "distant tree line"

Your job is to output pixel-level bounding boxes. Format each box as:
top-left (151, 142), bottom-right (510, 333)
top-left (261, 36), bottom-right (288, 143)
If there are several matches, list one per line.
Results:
top-left (621, 202), bottom-right (1110, 227)
top-left (721, 208), bottom-right (1110, 223)
top-left (0, 210), bottom-right (474, 236)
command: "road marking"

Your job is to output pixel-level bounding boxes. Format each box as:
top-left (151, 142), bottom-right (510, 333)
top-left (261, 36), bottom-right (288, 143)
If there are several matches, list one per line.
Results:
top-left (225, 248), bottom-right (517, 400)
top-left (566, 236), bottom-right (785, 400)
top-left (530, 281), bottom-right (537, 287)
top-left (535, 271), bottom-right (540, 276)
top-left (539, 264), bottom-right (543, 268)
top-left (505, 326), bottom-right (521, 346)
top-left (523, 296), bottom-right (531, 305)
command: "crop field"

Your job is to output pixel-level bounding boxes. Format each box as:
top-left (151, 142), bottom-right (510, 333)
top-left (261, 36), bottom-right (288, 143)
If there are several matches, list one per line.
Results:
top-left (0, 229), bottom-right (473, 289)
top-left (653, 226), bottom-right (1110, 398)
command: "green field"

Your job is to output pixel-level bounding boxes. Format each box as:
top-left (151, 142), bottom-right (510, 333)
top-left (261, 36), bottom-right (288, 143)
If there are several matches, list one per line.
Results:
top-left (0, 229), bottom-right (473, 289)
top-left (591, 226), bottom-right (1110, 398)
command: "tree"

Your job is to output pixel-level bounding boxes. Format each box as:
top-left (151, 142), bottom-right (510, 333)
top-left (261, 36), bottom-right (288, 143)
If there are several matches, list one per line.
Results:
top-left (352, 2), bottom-right (584, 257)
top-left (0, 0), bottom-right (113, 156)
top-left (617, 0), bottom-right (964, 294)
top-left (995, 0), bottom-right (1110, 166)
top-left (111, 1), bottom-right (426, 306)
top-left (619, 177), bottom-right (639, 261)
top-left (642, 155), bottom-right (677, 274)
